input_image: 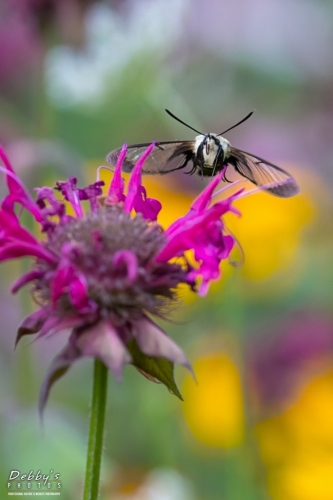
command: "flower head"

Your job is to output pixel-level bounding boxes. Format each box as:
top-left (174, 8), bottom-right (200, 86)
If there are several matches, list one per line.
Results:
top-left (0, 142), bottom-right (240, 414)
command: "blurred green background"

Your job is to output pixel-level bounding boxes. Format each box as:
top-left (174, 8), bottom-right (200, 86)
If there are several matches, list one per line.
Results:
top-left (1, 0), bottom-right (333, 499)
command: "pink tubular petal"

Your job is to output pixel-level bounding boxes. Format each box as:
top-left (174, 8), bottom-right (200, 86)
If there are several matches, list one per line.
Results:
top-left (76, 321), bottom-right (132, 380)
top-left (0, 145), bottom-right (22, 192)
top-left (0, 242), bottom-right (56, 263)
top-left (79, 181), bottom-right (104, 212)
top-left (0, 209), bottom-right (39, 245)
top-left (50, 245), bottom-right (97, 313)
top-left (69, 275), bottom-right (88, 309)
top-left (51, 264), bottom-right (73, 305)
top-left (159, 202), bottom-right (234, 262)
top-left (108, 143), bottom-right (161, 220)
top-left (134, 317), bottom-right (192, 371)
top-left (157, 193), bottom-right (238, 294)
top-left (124, 143), bottom-right (155, 214)
top-left (35, 314), bottom-right (85, 340)
top-left (197, 280), bottom-right (209, 296)
top-left (39, 337), bottom-right (81, 418)
top-left (51, 254), bottom-right (97, 313)
top-left (35, 186), bottom-right (66, 219)
top-left (0, 146), bottom-right (43, 222)
top-left (45, 316), bottom-right (86, 338)
top-left (35, 316), bottom-right (61, 340)
top-left (69, 274), bottom-right (97, 314)
top-left (145, 197), bottom-right (162, 218)
top-left (189, 232), bottom-right (235, 295)
top-left (190, 171), bottom-right (224, 212)
top-left (0, 204), bottom-right (19, 225)
top-left (189, 262), bottom-right (220, 297)
top-left (166, 197), bottom-right (233, 240)
top-left (113, 250), bottom-right (138, 281)
top-left (55, 178), bottom-right (84, 218)
top-left (108, 143), bottom-right (127, 201)
top-left (219, 234), bottom-right (235, 259)
top-left (39, 321), bottom-right (131, 416)
top-left (11, 269), bottom-right (44, 293)
top-left (133, 191), bottom-right (162, 221)
top-left (15, 308), bottom-right (51, 347)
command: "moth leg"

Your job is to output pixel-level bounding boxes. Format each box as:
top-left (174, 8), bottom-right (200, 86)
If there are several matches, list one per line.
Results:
top-left (223, 169), bottom-right (233, 183)
top-left (212, 145), bottom-right (224, 177)
top-left (183, 165), bottom-right (196, 175)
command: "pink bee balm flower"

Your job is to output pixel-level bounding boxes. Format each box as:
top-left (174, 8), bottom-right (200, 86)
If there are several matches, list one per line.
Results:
top-left (0, 142), bottom-right (241, 414)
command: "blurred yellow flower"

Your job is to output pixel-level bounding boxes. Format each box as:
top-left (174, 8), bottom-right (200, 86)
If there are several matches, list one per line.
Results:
top-left (142, 176), bottom-right (194, 229)
top-left (182, 352), bottom-right (245, 448)
top-left (256, 368), bottom-right (333, 500)
top-left (225, 165), bottom-right (316, 280)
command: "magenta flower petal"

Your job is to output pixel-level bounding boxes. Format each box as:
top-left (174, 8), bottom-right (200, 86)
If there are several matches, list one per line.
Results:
top-left (134, 317), bottom-right (192, 370)
top-left (113, 250), bottom-right (138, 281)
top-left (69, 274), bottom-right (97, 314)
top-left (0, 146), bottom-right (43, 222)
top-left (36, 314), bottom-right (85, 340)
top-left (39, 319), bottom-right (130, 416)
top-left (78, 181), bottom-right (105, 201)
top-left (51, 257), bottom-right (76, 305)
top-left (69, 274), bottom-right (88, 309)
top-left (76, 321), bottom-right (132, 380)
top-left (159, 202), bottom-right (235, 261)
top-left (78, 181), bottom-right (104, 212)
top-left (107, 143), bottom-right (161, 218)
top-left (145, 197), bottom-right (162, 218)
top-left (219, 233), bottom-right (234, 258)
top-left (156, 196), bottom-right (239, 294)
top-left (108, 143), bottom-right (127, 201)
top-left (190, 171), bottom-right (224, 212)
top-left (55, 178), bottom-right (84, 218)
top-left (124, 143), bottom-right (161, 221)
top-left (11, 269), bottom-right (44, 294)
top-left (125, 143), bottom-right (154, 208)
top-left (35, 315), bottom-right (62, 340)
top-left (15, 308), bottom-right (52, 347)
top-left (51, 272), bottom-right (70, 305)
top-left (0, 209), bottom-right (39, 245)
top-left (39, 338), bottom-right (81, 417)
top-left (0, 242), bottom-right (55, 263)
top-left (165, 198), bottom-right (236, 241)
top-left (131, 187), bottom-right (162, 221)
top-left (36, 187), bottom-right (66, 219)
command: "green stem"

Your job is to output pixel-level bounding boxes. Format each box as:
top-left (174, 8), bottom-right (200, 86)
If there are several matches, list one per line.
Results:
top-left (83, 359), bottom-right (108, 500)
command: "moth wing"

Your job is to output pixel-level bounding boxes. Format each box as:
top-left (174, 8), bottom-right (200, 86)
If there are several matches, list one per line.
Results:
top-left (106, 141), bottom-right (195, 174)
top-left (227, 148), bottom-right (299, 198)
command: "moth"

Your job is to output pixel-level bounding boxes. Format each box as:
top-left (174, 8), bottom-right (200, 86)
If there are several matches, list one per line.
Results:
top-left (107, 109), bottom-right (299, 198)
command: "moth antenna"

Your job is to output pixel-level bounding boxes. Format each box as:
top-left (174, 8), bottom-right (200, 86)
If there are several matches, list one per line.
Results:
top-left (165, 109), bottom-right (203, 135)
top-left (218, 111), bottom-right (254, 136)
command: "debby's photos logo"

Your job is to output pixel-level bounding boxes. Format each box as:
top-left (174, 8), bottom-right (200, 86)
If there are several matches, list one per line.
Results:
top-left (7, 470), bottom-right (62, 496)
